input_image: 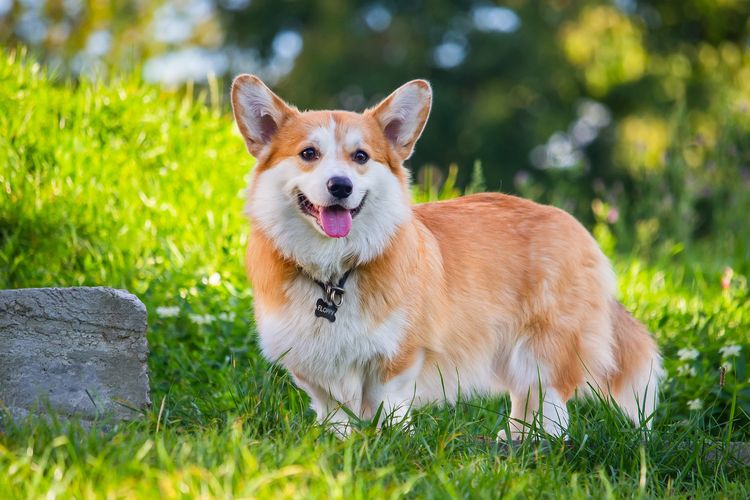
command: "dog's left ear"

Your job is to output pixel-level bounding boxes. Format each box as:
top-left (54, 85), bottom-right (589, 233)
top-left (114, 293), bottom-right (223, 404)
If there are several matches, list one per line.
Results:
top-left (368, 80), bottom-right (432, 161)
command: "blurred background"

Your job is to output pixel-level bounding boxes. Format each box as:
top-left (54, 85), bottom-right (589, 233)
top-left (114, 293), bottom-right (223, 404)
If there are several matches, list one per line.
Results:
top-left (2, 0), bottom-right (750, 254)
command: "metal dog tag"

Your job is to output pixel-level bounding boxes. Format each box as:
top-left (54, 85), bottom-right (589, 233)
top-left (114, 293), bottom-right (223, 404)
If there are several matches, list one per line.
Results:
top-left (314, 298), bottom-right (337, 322)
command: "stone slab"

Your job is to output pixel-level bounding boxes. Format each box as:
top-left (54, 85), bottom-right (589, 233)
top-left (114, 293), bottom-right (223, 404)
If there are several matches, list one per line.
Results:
top-left (0, 287), bottom-right (151, 423)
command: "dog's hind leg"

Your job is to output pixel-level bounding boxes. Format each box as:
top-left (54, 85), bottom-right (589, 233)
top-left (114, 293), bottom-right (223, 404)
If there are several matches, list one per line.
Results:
top-left (499, 385), bottom-right (569, 441)
top-left (606, 300), bottom-right (662, 427)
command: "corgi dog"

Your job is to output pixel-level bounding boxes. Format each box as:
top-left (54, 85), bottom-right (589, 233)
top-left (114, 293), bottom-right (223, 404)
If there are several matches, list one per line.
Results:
top-left (231, 75), bottom-right (662, 439)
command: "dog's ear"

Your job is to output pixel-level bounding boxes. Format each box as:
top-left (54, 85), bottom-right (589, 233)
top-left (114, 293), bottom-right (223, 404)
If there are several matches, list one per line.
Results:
top-left (367, 80), bottom-right (432, 161)
top-left (231, 75), bottom-right (296, 157)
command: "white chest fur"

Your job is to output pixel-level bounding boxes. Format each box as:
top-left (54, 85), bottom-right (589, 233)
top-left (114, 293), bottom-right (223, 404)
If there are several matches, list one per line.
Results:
top-left (255, 275), bottom-right (408, 383)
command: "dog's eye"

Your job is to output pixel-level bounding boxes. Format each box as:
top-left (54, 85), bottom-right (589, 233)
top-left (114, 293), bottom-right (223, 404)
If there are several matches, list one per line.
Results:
top-left (352, 150), bottom-right (369, 165)
top-left (299, 147), bottom-right (319, 161)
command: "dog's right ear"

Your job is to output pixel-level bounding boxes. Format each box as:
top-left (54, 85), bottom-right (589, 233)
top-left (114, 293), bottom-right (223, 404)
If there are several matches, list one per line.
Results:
top-left (231, 75), bottom-right (296, 157)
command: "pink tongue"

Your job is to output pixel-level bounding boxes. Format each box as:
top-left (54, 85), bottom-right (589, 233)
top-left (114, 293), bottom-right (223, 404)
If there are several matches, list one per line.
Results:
top-left (319, 206), bottom-right (352, 238)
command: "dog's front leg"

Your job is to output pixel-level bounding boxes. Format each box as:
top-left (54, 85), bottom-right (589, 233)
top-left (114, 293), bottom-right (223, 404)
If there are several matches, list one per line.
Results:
top-left (364, 350), bottom-right (425, 429)
top-left (368, 384), bottom-right (416, 429)
top-left (292, 368), bottom-right (363, 438)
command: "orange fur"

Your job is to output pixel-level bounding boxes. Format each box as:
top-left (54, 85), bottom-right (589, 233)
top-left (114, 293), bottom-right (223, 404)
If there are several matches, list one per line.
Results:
top-left (380, 194), bottom-right (616, 394)
top-left (609, 300), bottom-right (660, 394)
top-left (245, 228), bottom-right (296, 313)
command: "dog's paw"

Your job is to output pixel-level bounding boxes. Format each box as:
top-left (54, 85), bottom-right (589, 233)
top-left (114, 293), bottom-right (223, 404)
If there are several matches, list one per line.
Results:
top-left (496, 428), bottom-right (527, 443)
top-left (331, 425), bottom-right (352, 440)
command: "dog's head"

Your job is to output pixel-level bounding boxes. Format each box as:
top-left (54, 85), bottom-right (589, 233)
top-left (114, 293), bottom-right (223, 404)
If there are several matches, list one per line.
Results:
top-left (231, 75), bottom-right (431, 273)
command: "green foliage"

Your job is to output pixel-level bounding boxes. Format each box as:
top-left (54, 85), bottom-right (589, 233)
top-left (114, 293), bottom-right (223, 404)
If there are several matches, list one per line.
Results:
top-left (1, 52), bottom-right (750, 497)
top-left (0, 49), bottom-right (249, 294)
top-left (464, 160), bottom-right (486, 195)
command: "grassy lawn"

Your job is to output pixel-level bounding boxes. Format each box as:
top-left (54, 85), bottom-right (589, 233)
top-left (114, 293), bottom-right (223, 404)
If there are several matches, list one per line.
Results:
top-left (1, 50), bottom-right (749, 498)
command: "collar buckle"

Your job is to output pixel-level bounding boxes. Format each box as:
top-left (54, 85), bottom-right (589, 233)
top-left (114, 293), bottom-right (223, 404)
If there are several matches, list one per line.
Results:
top-left (326, 284), bottom-right (345, 307)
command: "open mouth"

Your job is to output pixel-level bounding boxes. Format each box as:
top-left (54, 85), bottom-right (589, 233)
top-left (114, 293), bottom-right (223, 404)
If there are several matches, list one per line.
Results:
top-left (296, 190), bottom-right (367, 238)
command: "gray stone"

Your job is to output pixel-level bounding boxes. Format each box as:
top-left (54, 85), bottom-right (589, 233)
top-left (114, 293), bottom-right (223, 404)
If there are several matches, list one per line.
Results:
top-left (0, 287), bottom-right (151, 423)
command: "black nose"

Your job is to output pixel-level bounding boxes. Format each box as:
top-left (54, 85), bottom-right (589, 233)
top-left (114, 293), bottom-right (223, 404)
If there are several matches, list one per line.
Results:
top-left (327, 176), bottom-right (353, 199)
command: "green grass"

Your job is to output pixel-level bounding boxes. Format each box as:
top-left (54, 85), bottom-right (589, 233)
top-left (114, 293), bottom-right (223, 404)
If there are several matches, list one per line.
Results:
top-left (1, 50), bottom-right (749, 498)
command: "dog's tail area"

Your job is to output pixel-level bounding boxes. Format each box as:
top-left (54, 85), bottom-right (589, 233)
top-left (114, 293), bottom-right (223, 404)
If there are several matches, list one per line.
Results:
top-left (607, 299), bottom-right (663, 426)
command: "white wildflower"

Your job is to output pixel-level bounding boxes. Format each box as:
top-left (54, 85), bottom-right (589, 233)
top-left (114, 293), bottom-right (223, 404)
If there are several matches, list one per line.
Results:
top-left (189, 313), bottom-right (215, 325)
top-left (218, 312), bottom-right (236, 322)
top-left (156, 306), bottom-right (180, 318)
top-left (687, 399), bottom-right (703, 411)
top-left (677, 348), bottom-right (699, 361)
top-left (719, 344), bottom-right (741, 358)
top-left (203, 272), bottom-right (222, 286)
top-left (676, 365), bottom-right (696, 377)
